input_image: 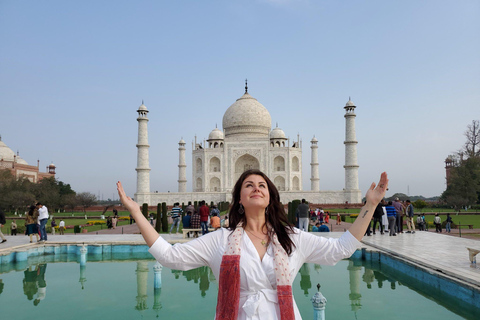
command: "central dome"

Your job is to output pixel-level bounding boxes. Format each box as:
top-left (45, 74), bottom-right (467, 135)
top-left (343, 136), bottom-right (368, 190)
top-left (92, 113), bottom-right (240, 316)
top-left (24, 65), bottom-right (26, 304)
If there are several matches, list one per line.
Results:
top-left (222, 92), bottom-right (272, 138)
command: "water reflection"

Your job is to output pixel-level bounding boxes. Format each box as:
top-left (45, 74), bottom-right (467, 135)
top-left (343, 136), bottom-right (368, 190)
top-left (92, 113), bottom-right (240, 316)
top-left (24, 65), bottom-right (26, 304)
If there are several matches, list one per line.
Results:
top-left (23, 264), bottom-right (47, 305)
top-left (0, 255), bottom-right (477, 320)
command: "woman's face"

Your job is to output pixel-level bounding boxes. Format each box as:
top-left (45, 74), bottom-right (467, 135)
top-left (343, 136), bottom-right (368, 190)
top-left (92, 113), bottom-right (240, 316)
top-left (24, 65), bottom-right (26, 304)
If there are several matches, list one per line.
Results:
top-left (239, 174), bottom-right (270, 211)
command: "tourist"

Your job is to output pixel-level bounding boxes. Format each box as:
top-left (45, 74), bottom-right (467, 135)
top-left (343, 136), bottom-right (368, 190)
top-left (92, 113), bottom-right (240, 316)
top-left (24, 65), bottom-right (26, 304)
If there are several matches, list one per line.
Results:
top-left (0, 208), bottom-right (6, 243)
top-left (386, 201), bottom-right (397, 236)
top-left (129, 214), bottom-right (133, 224)
top-left (51, 218), bottom-right (57, 235)
top-left (392, 198), bottom-right (404, 234)
top-left (372, 201), bottom-right (384, 235)
top-left (295, 199), bottom-right (310, 232)
top-left (325, 212), bottom-right (329, 224)
top-left (381, 200), bottom-right (389, 232)
top-left (186, 202), bottom-right (194, 215)
top-left (199, 201), bottom-right (210, 235)
top-left (107, 216), bottom-right (112, 229)
top-left (210, 204), bottom-right (220, 217)
top-left (318, 221), bottom-right (330, 232)
top-left (170, 203), bottom-right (183, 234)
top-left (36, 202), bottom-right (49, 241)
top-left (149, 213), bottom-right (154, 226)
top-left (183, 211), bottom-right (192, 237)
top-left (190, 209), bottom-right (201, 238)
top-left (25, 205), bottom-right (40, 243)
top-left (336, 212), bottom-right (341, 225)
top-left (434, 213), bottom-right (442, 233)
top-left (112, 215), bottom-right (118, 229)
top-left (222, 215), bottom-right (229, 228)
top-left (312, 222), bottom-right (321, 232)
top-left (59, 219), bottom-right (65, 235)
top-left (416, 215), bottom-right (425, 231)
top-left (211, 213), bottom-right (221, 230)
top-left (445, 213), bottom-right (453, 233)
top-left (117, 169), bottom-right (388, 319)
top-left (421, 213), bottom-right (428, 231)
top-left (11, 219), bottom-right (17, 236)
top-left (405, 200), bottom-right (415, 234)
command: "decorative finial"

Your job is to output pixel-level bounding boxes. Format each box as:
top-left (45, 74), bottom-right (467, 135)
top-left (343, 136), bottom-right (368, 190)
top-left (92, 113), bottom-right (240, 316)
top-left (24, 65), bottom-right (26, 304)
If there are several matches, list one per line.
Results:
top-left (245, 79), bottom-right (248, 94)
top-left (276, 122), bottom-right (278, 128)
top-left (215, 123), bottom-right (217, 128)
top-left (142, 99), bottom-right (144, 105)
top-left (317, 283), bottom-right (321, 291)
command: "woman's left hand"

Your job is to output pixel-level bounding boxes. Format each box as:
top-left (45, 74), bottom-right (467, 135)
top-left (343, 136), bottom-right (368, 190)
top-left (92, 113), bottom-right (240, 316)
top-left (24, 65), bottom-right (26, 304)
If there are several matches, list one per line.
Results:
top-left (365, 172), bottom-right (389, 206)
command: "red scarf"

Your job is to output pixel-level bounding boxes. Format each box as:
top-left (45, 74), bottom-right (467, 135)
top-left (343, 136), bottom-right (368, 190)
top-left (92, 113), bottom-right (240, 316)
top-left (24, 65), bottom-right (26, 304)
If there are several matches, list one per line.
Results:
top-left (216, 224), bottom-right (295, 319)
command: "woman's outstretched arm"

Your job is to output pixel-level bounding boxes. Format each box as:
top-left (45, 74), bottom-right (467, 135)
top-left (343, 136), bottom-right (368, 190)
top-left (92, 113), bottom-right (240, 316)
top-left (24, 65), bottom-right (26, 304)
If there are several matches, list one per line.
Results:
top-left (117, 181), bottom-right (159, 247)
top-left (348, 172), bottom-right (389, 241)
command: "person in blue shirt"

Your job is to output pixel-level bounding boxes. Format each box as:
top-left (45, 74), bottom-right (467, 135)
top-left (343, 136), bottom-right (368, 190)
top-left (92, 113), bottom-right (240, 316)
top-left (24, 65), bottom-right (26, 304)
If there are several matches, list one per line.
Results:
top-left (385, 201), bottom-right (397, 236)
top-left (312, 221), bottom-right (330, 232)
top-left (182, 211), bottom-right (192, 238)
top-left (319, 222), bottom-right (330, 232)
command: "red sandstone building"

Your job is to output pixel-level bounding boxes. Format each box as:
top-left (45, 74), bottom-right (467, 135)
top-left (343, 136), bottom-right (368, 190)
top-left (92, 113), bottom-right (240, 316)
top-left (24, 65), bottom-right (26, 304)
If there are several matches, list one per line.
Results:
top-left (0, 136), bottom-right (55, 182)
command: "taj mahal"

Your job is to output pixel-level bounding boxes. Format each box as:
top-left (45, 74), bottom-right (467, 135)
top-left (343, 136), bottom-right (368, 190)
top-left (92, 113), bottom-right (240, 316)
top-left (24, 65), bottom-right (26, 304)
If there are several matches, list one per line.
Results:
top-left (134, 82), bottom-right (361, 206)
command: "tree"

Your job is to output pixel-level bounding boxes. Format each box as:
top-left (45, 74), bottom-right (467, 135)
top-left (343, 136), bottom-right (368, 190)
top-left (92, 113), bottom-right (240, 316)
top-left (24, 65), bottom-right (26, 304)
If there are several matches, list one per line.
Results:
top-left (76, 192), bottom-right (97, 213)
top-left (64, 194), bottom-right (78, 214)
top-left (412, 199), bottom-right (427, 211)
top-left (442, 121), bottom-right (480, 208)
top-left (463, 120), bottom-right (480, 158)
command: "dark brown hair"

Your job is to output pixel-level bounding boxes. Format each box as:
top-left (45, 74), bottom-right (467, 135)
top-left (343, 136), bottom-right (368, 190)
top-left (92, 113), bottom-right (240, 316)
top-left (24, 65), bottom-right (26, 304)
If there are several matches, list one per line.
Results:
top-left (228, 169), bottom-right (296, 255)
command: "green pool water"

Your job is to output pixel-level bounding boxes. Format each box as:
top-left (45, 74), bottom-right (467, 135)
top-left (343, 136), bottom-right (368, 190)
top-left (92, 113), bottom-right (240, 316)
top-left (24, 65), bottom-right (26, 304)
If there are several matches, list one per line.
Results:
top-left (0, 255), bottom-right (477, 320)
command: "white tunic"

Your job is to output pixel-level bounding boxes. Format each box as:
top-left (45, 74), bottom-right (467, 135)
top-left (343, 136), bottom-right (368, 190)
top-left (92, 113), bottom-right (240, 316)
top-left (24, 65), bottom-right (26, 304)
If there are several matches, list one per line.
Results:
top-left (148, 229), bottom-right (360, 320)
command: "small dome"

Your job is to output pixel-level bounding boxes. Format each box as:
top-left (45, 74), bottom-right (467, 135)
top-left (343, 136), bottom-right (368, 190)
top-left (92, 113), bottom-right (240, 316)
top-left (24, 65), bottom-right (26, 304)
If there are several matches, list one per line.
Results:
top-left (270, 126), bottom-right (286, 139)
top-left (137, 103), bottom-right (148, 112)
top-left (0, 139), bottom-right (16, 162)
top-left (208, 128), bottom-right (224, 140)
top-left (345, 99), bottom-right (356, 107)
top-left (311, 136), bottom-right (318, 143)
top-left (17, 156), bottom-right (28, 165)
top-left (48, 162), bottom-right (56, 168)
top-left (223, 92), bottom-right (271, 138)
top-left (179, 138), bottom-right (186, 144)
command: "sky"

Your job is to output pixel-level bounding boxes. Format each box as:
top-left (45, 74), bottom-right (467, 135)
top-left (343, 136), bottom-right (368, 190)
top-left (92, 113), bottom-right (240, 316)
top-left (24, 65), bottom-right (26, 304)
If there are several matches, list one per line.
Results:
top-left (0, 0), bottom-right (479, 200)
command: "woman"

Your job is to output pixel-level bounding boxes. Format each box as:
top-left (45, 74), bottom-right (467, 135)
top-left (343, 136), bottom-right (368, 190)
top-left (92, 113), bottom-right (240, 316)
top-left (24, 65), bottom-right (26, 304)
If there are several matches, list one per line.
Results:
top-left (25, 205), bottom-right (40, 243)
top-left (117, 169), bottom-right (388, 320)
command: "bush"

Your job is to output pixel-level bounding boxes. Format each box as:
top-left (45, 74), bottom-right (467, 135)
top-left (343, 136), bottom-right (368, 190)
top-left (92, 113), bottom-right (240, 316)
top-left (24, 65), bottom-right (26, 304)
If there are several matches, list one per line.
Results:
top-left (341, 214), bottom-right (346, 222)
top-left (73, 225), bottom-right (81, 233)
top-left (350, 214), bottom-right (359, 219)
top-left (142, 203), bottom-right (149, 219)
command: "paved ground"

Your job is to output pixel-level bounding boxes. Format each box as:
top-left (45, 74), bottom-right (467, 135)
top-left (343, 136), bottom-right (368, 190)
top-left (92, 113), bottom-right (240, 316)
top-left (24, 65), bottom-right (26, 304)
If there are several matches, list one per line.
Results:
top-left (1, 223), bottom-right (479, 290)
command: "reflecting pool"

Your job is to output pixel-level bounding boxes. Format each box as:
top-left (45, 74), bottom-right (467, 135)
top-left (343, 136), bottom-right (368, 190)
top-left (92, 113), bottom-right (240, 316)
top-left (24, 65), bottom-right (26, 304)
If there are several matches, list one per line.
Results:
top-left (0, 252), bottom-right (478, 320)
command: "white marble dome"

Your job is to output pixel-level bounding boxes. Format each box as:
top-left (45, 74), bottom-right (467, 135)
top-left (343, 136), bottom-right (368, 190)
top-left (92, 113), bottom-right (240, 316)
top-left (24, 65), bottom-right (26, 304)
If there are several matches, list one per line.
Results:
top-left (17, 156), bottom-right (28, 165)
top-left (208, 128), bottom-right (224, 140)
top-left (222, 92), bottom-right (272, 137)
top-left (137, 103), bottom-right (148, 112)
top-left (345, 99), bottom-right (355, 107)
top-left (270, 126), bottom-right (286, 139)
top-left (0, 140), bottom-right (16, 161)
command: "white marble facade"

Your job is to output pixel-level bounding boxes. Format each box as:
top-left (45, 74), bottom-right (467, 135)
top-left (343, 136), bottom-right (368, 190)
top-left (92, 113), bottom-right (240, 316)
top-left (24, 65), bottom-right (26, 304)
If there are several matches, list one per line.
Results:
top-left (135, 86), bottom-right (362, 206)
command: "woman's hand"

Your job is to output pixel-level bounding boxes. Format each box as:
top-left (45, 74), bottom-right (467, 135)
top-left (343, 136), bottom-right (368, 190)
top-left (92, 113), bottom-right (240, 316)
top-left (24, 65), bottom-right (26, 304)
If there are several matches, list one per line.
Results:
top-left (117, 181), bottom-right (140, 214)
top-left (365, 172), bottom-right (389, 206)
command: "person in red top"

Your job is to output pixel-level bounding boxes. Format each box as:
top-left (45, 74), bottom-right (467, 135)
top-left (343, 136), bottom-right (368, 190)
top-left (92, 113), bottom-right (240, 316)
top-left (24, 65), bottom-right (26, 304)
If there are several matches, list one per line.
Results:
top-left (199, 201), bottom-right (210, 235)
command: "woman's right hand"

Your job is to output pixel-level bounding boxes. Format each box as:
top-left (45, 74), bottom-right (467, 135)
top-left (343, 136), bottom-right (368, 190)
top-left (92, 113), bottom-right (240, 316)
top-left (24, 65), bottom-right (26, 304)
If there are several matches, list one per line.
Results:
top-left (117, 181), bottom-right (140, 214)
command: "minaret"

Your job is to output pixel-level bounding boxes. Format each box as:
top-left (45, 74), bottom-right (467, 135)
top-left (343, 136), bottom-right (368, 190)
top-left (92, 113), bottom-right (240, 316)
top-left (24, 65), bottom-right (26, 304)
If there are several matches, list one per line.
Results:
top-left (344, 98), bottom-right (359, 192)
top-left (310, 136), bottom-right (320, 191)
top-left (136, 101), bottom-right (151, 195)
top-left (178, 138), bottom-right (187, 192)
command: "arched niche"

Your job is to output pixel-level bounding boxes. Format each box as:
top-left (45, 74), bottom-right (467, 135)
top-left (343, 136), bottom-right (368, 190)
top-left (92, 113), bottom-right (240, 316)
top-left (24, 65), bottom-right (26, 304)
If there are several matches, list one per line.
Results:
top-left (274, 156), bottom-right (285, 172)
top-left (274, 176), bottom-right (285, 191)
top-left (210, 177), bottom-right (220, 192)
top-left (210, 157), bottom-right (221, 172)
top-left (292, 156), bottom-right (299, 172)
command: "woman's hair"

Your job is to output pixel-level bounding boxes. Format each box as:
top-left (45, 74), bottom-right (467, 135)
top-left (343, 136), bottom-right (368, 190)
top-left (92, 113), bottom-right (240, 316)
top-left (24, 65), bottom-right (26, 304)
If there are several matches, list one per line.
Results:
top-left (228, 169), bottom-right (295, 255)
top-left (28, 205), bottom-right (36, 216)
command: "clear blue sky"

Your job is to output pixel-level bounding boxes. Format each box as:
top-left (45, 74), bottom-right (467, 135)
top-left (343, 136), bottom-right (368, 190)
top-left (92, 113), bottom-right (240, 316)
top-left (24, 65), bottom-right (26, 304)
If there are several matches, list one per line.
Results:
top-left (1, 0), bottom-right (479, 200)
